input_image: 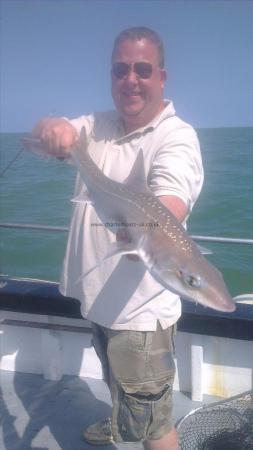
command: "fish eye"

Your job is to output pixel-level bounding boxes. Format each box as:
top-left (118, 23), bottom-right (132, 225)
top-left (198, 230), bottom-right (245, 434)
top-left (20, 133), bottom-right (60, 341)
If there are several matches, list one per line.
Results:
top-left (179, 270), bottom-right (201, 289)
top-left (185, 275), bottom-right (201, 288)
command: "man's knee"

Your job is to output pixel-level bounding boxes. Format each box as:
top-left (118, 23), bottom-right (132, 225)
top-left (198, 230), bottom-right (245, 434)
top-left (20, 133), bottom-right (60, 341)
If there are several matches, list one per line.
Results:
top-left (144, 427), bottom-right (179, 450)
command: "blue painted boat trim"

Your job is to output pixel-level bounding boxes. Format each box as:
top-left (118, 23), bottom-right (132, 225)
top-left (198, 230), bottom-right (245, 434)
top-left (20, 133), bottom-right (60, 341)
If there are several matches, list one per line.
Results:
top-left (0, 277), bottom-right (252, 341)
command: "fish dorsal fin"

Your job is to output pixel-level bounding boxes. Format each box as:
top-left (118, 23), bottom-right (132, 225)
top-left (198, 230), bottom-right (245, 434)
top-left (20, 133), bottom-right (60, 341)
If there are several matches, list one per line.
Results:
top-left (79, 127), bottom-right (89, 151)
top-left (71, 127), bottom-right (89, 167)
top-left (124, 149), bottom-right (149, 193)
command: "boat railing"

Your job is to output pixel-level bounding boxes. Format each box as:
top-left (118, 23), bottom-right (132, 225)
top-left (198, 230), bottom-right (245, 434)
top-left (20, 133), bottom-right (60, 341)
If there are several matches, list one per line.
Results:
top-left (1, 222), bottom-right (252, 306)
top-left (1, 220), bottom-right (253, 306)
top-left (1, 221), bottom-right (253, 245)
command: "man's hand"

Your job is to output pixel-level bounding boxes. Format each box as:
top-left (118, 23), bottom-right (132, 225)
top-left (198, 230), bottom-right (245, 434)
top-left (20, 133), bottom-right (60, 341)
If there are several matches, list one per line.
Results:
top-left (28, 117), bottom-right (78, 158)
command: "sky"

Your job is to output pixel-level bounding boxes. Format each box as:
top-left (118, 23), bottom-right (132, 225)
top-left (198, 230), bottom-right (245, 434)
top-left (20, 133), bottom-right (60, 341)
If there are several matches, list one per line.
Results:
top-left (1, 0), bottom-right (253, 132)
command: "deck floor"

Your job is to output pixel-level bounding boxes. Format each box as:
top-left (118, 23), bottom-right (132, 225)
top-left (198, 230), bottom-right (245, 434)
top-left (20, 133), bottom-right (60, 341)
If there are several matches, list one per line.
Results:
top-left (0, 370), bottom-right (220, 450)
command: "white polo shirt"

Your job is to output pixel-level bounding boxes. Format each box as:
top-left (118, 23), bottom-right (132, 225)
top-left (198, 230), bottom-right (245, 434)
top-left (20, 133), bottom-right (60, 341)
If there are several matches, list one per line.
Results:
top-left (59, 101), bottom-right (204, 330)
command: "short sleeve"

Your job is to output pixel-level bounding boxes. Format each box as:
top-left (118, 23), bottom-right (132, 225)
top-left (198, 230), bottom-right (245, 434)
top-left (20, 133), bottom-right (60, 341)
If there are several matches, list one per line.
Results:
top-left (149, 125), bottom-right (204, 212)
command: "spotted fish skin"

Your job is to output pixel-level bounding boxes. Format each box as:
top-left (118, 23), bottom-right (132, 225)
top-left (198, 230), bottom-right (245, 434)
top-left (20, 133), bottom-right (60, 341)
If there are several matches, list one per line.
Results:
top-left (71, 128), bottom-right (235, 313)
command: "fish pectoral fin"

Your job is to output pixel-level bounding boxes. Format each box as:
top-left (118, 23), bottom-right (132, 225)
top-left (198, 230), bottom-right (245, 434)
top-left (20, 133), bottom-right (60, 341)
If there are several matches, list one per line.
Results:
top-left (197, 244), bottom-right (213, 255)
top-left (75, 241), bottom-right (139, 284)
top-left (71, 191), bottom-right (93, 205)
top-left (102, 241), bottom-right (139, 260)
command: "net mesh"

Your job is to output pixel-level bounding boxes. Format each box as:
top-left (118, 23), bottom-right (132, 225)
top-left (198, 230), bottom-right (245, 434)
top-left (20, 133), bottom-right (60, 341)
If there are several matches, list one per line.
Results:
top-left (176, 390), bottom-right (253, 450)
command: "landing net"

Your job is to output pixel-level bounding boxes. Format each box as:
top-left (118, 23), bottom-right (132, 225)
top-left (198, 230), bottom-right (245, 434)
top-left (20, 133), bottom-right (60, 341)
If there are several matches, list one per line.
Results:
top-left (176, 390), bottom-right (253, 449)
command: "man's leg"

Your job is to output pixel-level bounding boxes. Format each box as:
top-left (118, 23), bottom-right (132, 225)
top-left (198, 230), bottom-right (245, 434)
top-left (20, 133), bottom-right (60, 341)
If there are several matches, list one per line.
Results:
top-left (144, 427), bottom-right (179, 450)
top-left (107, 323), bottom-right (177, 444)
top-left (84, 323), bottom-right (177, 446)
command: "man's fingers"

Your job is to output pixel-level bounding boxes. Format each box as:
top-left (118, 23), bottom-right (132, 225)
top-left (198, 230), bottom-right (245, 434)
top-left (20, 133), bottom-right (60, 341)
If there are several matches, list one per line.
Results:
top-left (31, 117), bottom-right (78, 157)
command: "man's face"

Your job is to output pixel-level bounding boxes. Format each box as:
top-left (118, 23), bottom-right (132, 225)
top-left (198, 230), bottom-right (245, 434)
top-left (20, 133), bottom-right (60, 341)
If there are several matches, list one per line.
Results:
top-left (111, 38), bottom-right (166, 133)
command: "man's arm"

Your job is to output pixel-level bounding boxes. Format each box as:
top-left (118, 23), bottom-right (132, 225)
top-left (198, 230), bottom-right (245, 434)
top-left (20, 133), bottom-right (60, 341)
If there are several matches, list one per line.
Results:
top-left (158, 195), bottom-right (188, 223)
top-left (149, 125), bottom-right (204, 225)
top-left (117, 194), bottom-right (188, 261)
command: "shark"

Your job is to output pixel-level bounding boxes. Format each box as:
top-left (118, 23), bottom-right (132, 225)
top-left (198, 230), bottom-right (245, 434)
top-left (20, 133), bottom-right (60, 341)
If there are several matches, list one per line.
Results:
top-left (22, 131), bottom-right (235, 312)
top-left (70, 129), bottom-right (235, 313)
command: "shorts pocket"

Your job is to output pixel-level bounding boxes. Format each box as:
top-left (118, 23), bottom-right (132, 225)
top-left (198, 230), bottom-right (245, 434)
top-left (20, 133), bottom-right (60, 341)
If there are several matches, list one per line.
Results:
top-left (117, 390), bottom-right (152, 441)
top-left (148, 382), bottom-right (174, 439)
top-left (117, 375), bottom-right (175, 442)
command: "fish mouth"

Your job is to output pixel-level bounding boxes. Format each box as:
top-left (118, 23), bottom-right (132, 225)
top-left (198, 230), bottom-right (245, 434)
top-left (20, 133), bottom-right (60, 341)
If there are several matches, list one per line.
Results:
top-left (181, 288), bottom-right (236, 313)
top-left (200, 297), bottom-right (236, 313)
top-left (220, 301), bottom-right (236, 313)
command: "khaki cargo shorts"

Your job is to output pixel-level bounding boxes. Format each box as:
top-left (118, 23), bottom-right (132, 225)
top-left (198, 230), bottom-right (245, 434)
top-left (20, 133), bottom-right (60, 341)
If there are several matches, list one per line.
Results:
top-left (91, 322), bottom-right (176, 442)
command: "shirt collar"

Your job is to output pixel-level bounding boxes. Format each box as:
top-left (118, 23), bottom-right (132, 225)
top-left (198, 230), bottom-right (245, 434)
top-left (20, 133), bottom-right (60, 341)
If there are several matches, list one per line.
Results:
top-left (114, 100), bottom-right (175, 143)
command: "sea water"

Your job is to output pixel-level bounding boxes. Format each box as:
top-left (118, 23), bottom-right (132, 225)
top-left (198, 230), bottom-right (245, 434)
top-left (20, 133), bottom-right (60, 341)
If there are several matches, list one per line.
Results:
top-left (0, 128), bottom-right (252, 296)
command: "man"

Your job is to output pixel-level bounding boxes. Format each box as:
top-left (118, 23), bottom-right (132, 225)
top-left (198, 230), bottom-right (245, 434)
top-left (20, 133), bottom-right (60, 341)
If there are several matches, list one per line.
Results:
top-left (30, 27), bottom-right (203, 450)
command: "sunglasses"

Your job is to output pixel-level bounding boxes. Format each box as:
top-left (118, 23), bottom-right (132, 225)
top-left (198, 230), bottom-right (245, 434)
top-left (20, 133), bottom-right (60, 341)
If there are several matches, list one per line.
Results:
top-left (112, 61), bottom-right (153, 80)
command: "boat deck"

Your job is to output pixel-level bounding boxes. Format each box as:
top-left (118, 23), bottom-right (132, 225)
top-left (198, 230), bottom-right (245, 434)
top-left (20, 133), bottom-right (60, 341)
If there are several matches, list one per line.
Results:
top-left (0, 370), bottom-right (221, 450)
